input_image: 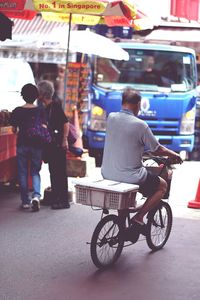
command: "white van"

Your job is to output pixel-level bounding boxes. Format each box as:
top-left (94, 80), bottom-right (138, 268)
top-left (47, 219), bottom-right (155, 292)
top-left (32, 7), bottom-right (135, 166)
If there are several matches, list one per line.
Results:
top-left (0, 58), bottom-right (35, 112)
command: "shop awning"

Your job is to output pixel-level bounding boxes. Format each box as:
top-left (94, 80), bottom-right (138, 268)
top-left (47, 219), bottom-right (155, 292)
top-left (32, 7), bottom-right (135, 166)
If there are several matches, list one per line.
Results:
top-left (0, 15), bottom-right (75, 64)
top-left (143, 27), bottom-right (200, 51)
top-left (145, 27), bottom-right (200, 42)
top-left (12, 14), bottom-right (70, 37)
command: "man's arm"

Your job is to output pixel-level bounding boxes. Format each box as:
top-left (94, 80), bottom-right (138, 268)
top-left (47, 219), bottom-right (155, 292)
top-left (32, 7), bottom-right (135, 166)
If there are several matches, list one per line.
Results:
top-left (142, 126), bottom-right (182, 164)
top-left (152, 145), bottom-right (183, 164)
top-left (55, 103), bottom-right (69, 150)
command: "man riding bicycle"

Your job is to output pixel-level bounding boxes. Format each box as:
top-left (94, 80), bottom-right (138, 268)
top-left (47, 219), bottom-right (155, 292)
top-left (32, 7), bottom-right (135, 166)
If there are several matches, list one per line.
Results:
top-left (101, 87), bottom-right (182, 228)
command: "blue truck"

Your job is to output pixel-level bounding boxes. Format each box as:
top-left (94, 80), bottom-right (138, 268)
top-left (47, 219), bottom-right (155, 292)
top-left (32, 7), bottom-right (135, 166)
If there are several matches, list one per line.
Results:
top-left (82, 43), bottom-right (198, 165)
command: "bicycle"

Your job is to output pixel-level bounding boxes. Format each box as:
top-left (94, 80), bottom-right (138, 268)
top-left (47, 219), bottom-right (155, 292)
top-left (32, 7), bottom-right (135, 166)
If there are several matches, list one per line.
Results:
top-left (75, 156), bottom-right (177, 269)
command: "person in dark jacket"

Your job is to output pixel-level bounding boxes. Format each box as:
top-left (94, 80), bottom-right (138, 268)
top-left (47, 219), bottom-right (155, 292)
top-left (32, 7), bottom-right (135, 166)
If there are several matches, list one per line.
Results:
top-left (37, 80), bottom-right (70, 209)
top-left (10, 83), bottom-right (45, 211)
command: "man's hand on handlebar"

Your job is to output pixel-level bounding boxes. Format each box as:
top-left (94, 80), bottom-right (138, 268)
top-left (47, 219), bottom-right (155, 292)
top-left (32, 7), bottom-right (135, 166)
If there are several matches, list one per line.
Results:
top-left (151, 145), bottom-right (183, 165)
top-left (170, 153), bottom-right (183, 165)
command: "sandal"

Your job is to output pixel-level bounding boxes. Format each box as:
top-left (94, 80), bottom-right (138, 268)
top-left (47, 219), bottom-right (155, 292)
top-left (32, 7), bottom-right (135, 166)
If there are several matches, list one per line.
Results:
top-left (131, 219), bottom-right (147, 236)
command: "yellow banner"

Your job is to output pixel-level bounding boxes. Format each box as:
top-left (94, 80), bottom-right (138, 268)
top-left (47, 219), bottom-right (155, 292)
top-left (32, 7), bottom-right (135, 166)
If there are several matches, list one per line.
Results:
top-left (133, 18), bottom-right (153, 31)
top-left (33, 0), bottom-right (107, 14)
top-left (42, 12), bottom-right (101, 25)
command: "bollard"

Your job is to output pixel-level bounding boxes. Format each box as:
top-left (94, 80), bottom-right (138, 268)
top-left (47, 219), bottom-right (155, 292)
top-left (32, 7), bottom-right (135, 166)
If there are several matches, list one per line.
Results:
top-left (188, 179), bottom-right (200, 208)
top-left (72, 106), bottom-right (83, 149)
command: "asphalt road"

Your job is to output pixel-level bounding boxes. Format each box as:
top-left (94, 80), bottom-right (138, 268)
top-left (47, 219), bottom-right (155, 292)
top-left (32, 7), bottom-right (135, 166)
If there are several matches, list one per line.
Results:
top-left (1, 161), bottom-right (200, 300)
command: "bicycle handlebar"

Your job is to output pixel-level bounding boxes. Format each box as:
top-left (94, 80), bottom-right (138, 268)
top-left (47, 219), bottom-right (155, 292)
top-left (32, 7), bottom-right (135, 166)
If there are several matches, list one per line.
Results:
top-left (143, 155), bottom-right (182, 168)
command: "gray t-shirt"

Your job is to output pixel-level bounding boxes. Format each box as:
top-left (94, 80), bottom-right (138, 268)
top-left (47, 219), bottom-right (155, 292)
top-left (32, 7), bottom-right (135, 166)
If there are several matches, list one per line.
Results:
top-left (101, 110), bottom-right (160, 184)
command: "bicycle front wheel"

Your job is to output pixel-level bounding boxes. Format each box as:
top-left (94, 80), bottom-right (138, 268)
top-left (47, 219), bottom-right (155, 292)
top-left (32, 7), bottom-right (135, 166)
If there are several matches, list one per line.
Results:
top-left (146, 201), bottom-right (173, 251)
top-left (90, 214), bottom-right (124, 269)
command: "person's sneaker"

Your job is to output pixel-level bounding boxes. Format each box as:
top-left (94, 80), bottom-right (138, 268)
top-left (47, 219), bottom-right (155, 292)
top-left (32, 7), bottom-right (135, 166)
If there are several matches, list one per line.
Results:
top-left (31, 197), bottom-right (40, 212)
top-left (21, 204), bottom-right (30, 209)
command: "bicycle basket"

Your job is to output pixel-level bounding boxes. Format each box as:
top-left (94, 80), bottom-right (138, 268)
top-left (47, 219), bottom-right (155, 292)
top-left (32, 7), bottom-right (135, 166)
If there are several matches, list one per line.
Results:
top-left (74, 178), bottom-right (139, 210)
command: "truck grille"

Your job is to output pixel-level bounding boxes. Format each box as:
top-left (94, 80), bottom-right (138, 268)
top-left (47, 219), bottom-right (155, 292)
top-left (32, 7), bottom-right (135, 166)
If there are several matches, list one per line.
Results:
top-left (140, 116), bottom-right (179, 136)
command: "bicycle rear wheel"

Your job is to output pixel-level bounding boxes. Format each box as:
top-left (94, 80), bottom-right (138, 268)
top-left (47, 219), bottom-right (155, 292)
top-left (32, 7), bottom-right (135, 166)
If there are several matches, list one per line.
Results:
top-left (90, 214), bottom-right (124, 269)
top-left (146, 201), bottom-right (172, 251)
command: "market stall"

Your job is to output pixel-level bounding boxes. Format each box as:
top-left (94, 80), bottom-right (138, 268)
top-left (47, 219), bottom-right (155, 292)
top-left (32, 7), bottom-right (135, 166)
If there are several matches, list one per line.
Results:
top-left (0, 113), bottom-right (17, 184)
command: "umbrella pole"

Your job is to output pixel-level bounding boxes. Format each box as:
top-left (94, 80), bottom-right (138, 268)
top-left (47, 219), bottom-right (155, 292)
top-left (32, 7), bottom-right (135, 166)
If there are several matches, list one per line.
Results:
top-left (63, 13), bottom-right (72, 112)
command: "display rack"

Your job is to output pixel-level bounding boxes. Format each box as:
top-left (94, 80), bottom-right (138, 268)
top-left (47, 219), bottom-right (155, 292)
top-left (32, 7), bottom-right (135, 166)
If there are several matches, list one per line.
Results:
top-left (0, 126), bottom-right (17, 183)
top-left (65, 62), bottom-right (91, 123)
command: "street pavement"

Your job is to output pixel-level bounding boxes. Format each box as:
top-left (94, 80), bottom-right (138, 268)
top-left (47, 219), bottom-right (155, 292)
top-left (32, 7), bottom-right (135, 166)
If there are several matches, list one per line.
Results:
top-left (1, 161), bottom-right (200, 300)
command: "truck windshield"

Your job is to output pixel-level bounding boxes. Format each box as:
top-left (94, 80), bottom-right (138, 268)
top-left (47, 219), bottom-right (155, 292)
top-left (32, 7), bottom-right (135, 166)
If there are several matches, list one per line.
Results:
top-left (95, 49), bottom-right (196, 92)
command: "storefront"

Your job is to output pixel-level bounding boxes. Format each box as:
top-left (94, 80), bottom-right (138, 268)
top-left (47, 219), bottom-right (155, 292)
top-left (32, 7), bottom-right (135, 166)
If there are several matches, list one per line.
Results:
top-left (0, 15), bottom-right (87, 183)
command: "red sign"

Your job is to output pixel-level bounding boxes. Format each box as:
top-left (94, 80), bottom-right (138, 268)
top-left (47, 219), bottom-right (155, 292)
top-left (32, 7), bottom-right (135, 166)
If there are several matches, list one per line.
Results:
top-left (0, 0), bottom-right (26, 11)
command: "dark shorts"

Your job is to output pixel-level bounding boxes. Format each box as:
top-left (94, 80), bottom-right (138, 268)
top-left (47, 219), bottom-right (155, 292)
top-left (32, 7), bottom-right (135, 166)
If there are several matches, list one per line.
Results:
top-left (139, 171), bottom-right (160, 197)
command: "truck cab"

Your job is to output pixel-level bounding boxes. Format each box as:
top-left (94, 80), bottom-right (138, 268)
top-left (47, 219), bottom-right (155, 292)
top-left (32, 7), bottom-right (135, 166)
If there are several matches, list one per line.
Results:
top-left (82, 43), bottom-right (197, 165)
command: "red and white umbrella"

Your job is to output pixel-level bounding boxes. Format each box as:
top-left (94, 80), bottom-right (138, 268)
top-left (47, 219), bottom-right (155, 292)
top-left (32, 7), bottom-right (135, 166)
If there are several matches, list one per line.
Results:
top-left (0, 0), bottom-right (154, 29)
top-left (32, 0), bottom-right (154, 69)
top-left (0, 0), bottom-right (36, 19)
top-left (34, 0), bottom-right (153, 30)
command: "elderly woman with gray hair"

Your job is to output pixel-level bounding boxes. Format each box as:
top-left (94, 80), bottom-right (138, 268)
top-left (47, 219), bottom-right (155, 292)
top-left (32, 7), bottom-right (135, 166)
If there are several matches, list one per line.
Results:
top-left (37, 80), bottom-right (70, 209)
